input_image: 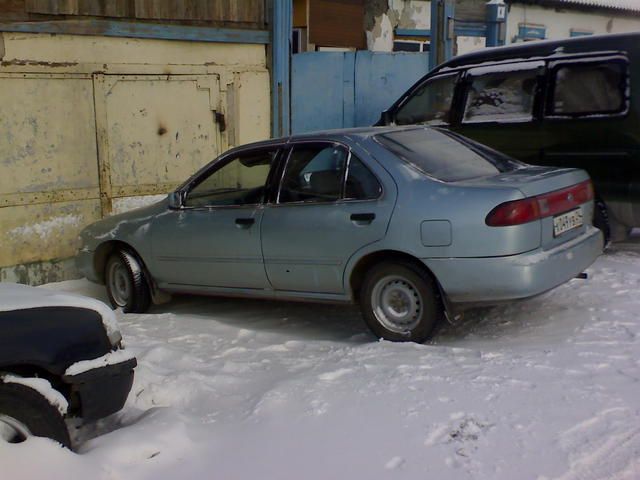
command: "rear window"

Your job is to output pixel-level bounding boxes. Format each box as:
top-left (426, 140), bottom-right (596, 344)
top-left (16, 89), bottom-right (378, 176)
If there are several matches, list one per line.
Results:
top-left (547, 60), bottom-right (627, 116)
top-left (375, 128), bottom-right (518, 182)
top-left (395, 74), bottom-right (457, 126)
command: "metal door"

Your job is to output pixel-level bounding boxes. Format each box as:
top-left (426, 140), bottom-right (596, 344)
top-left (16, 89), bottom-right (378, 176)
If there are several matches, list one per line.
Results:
top-left (149, 206), bottom-right (267, 290)
top-left (291, 51), bottom-right (430, 134)
top-left (93, 74), bottom-right (223, 215)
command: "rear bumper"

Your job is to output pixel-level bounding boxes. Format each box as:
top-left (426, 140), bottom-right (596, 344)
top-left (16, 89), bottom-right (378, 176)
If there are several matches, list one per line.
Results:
top-left (424, 226), bottom-right (603, 304)
top-left (63, 353), bottom-right (136, 421)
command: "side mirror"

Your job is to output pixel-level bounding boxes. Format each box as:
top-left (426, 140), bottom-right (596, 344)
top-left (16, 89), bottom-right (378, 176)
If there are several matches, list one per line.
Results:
top-left (167, 191), bottom-right (183, 209)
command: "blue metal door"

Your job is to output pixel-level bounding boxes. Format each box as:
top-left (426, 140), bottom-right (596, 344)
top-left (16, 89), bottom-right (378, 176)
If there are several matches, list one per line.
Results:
top-left (291, 51), bottom-right (430, 134)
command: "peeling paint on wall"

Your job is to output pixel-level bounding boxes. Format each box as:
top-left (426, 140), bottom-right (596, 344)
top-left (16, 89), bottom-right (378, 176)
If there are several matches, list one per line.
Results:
top-left (7, 213), bottom-right (82, 241)
top-left (0, 258), bottom-right (78, 286)
top-left (111, 194), bottom-right (166, 215)
top-left (365, 0), bottom-right (430, 51)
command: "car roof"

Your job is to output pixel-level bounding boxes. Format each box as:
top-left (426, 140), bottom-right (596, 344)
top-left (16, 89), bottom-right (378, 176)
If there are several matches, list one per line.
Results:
top-left (225, 126), bottom-right (425, 153)
top-left (433, 31), bottom-right (639, 73)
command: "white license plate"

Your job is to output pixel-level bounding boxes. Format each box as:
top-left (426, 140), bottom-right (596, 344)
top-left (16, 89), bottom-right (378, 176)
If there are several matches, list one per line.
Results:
top-left (553, 208), bottom-right (583, 236)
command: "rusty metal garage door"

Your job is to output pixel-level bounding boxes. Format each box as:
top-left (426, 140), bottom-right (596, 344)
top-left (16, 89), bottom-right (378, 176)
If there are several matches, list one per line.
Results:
top-left (93, 74), bottom-right (223, 215)
top-left (0, 73), bottom-right (102, 272)
top-left (0, 72), bottom-right (223, 283)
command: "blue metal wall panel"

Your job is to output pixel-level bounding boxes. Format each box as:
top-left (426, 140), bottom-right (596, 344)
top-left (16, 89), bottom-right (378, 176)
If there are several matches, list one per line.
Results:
top-left (291, 53), bottom-right (349, 134)
top-left (272, 0), bottom-right (292, 137)
top-left (292, 51), bottom-right (429, 134)
top-left (354, 51), bottom-right (429, 127)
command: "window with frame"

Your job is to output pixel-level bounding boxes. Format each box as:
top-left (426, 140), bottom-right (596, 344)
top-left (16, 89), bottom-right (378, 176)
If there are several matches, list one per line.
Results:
top-left (463, 68), bottom-right (539, 123)
top-left (184, 150), bottom-right (276, 207)
top-left (394, 73), bottom-right (458, 126)
top-left (393, 40), bottom-right (429, 52)
top-left (279, 145), bottom-right (348, 203)
top-left (548, 61), bottom-right (627, 116)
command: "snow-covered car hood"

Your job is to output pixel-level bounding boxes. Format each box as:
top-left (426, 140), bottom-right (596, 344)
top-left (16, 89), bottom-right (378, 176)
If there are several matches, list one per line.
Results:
top-left (0, 283), bottom-right (120, 342)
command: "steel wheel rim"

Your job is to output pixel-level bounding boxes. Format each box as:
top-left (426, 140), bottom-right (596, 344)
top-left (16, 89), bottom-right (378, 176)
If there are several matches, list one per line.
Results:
top-left (108, 260), bottom-right (131, 307)
top-left (0, 414), bottom-right (31, 443)
top-left (371, 275), bottom-right (422, 333)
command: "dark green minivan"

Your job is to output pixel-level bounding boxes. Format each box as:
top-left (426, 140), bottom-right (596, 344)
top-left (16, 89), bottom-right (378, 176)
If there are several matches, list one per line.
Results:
top-left (378, 32), bottom-right (640, 241)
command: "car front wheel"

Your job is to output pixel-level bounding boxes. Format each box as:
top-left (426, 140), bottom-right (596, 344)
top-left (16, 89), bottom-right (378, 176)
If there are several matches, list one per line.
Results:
top-left (360, 262), bottom-right (442, 343)
top-left (105, 250), bottom-right (151, 313)
top-left (0, 382), bottom-right (71, 448)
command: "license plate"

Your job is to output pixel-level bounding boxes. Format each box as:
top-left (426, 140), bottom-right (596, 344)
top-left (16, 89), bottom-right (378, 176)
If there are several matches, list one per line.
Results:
top-left (553, 208), bottom-right (583, 236)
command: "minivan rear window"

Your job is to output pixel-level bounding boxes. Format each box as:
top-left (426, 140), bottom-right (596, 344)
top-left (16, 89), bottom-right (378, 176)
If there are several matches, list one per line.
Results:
top-left (395, 74), bottom-right (458, 125)
top-left (375, 128), bottom-right (517, 182)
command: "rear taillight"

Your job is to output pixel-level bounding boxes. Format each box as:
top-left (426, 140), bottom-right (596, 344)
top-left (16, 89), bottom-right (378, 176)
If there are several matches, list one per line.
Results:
top-left (486, 179), bottom-right (593, 227)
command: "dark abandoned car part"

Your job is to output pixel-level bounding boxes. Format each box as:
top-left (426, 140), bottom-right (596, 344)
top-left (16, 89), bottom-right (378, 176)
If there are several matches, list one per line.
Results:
top-left (0, 283), bottom-right (136, 449)
top-left (377, 32), bottom-right (640, 243)
top-left (77, 126), bottom-right (602, 343)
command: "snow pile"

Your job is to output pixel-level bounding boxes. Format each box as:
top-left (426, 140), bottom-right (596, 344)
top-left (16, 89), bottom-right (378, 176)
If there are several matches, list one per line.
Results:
top-left (2, 246), bottom-right (640, 479)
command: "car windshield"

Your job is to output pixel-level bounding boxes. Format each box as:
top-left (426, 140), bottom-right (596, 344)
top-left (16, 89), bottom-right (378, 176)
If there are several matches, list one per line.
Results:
top-left (375, 128), bottom-right (521, 182)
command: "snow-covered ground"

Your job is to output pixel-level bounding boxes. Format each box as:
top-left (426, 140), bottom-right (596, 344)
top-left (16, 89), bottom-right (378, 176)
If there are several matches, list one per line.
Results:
top-left (3, 244), bottom-right (640, 480)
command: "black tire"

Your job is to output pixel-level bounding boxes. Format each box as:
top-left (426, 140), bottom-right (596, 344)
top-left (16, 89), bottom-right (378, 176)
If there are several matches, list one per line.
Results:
top-left (0, 382), bottom-right (71, 448)
top-left (360, 261), bottom-right (443, 343)
top-left (593, 197), bottom-right (611, 245)
top-left (105, 250), bottom-right (151, 313)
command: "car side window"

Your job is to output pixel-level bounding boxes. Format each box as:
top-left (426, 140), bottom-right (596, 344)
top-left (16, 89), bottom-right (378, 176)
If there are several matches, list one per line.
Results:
top-left (345, 156), bottom-right (382, 200)
top-left (462, 68), bottom-right (539, 123)
top-left (184, 150), bottom-right (276, 207)
top-left (394, 73), bottom-right (458, 126)
top-left (547, 60), bottom-right (627, 116)
top-left (279, 145), bottom-right (347, 203)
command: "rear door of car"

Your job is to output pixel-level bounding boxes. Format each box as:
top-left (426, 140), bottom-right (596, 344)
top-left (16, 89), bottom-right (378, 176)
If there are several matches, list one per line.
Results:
top-left (260, 140), bottom-right (395, 295)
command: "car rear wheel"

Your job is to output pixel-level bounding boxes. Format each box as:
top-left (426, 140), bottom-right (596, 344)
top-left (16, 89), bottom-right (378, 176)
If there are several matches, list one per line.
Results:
top-left (360, 262), bottom-right (442, 343)
top-left (105, 250), bottom-right (151, 313)
top-left (0, 382), bottom-right (71, 448)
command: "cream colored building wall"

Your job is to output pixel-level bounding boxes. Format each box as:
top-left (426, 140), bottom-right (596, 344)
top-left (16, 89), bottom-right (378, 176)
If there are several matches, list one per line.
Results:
top-left (506, 4), bottom-right (640, 43)
top-left (0, 32), bottom-right (270, 284)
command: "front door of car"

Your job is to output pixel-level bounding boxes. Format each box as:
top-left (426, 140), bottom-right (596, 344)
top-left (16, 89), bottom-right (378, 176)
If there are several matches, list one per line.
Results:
top-left (150, 148), bottom-right (279, 290)
top-left (261, 142), bottom-right (393, 294)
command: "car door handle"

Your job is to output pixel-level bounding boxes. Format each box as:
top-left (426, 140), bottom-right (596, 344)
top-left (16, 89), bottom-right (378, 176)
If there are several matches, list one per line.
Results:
top-left (235, 218), bottom-right (255, 228)
top-left (350, 213), bottom-right (375, 224)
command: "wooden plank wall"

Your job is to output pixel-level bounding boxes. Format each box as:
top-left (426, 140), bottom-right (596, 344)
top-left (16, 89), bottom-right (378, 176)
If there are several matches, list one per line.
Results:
top-left (308, 0), bottom-right (365, 49)
top-left (2, 0), bottom-right (265, 27)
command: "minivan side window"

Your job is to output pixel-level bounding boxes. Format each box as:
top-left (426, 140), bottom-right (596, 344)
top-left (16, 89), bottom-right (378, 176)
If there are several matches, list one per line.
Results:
top-left (547, 61), bottom-right (627, 116)
top-left (462, 68), bottom-right (539, 124)
top-left (394, 73), bottom-right (458, 126)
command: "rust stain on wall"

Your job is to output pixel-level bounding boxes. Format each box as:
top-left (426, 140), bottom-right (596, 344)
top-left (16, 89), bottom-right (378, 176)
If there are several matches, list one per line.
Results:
top-left (1, 58), bottom-right (78, 67)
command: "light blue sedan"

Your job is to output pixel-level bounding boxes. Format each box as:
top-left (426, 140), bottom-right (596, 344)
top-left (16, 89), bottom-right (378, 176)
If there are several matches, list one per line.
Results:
top-left (76, 126), bottom-right (603, 342)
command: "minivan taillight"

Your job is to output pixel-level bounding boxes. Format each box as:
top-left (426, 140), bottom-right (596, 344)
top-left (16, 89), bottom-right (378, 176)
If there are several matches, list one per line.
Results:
top-left (486, 180), bottom-right (593, 227)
